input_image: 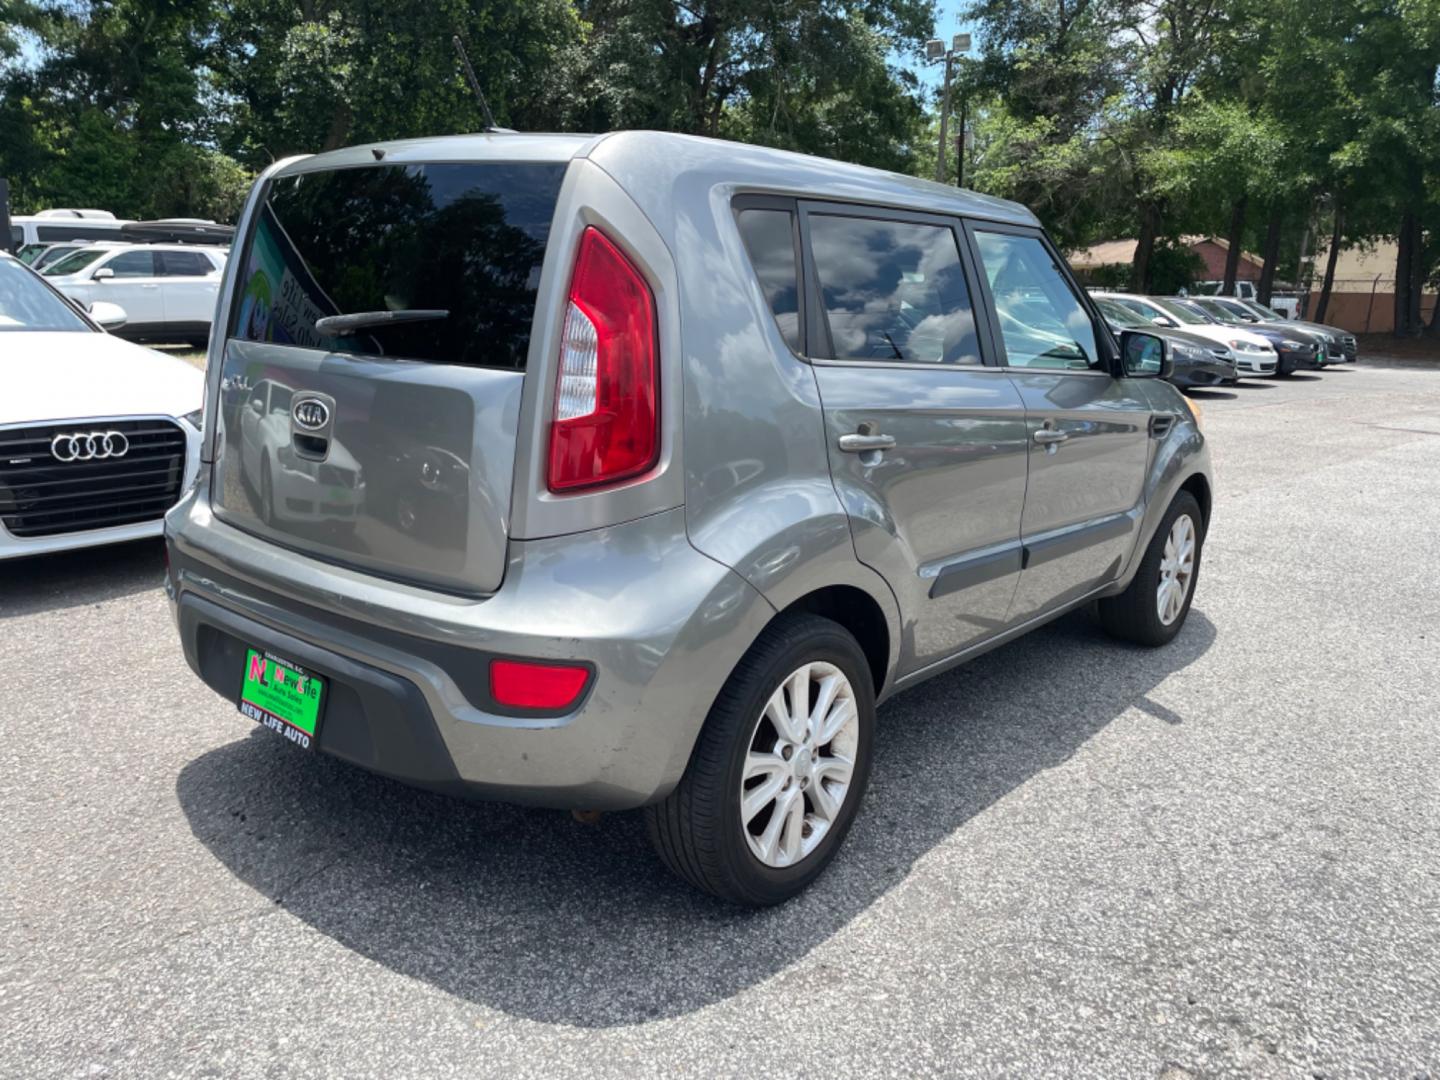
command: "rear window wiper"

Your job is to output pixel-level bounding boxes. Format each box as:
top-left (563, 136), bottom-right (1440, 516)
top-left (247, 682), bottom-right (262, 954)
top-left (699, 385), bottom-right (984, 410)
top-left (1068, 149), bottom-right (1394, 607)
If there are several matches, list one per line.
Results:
top-left (314, 309), bottom-right (449, 336)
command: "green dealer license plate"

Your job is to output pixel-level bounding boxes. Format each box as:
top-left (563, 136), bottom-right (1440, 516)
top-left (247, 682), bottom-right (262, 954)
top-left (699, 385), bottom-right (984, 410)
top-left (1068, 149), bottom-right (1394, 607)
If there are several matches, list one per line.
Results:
top-left (239, 648), bottom-right (325, 751)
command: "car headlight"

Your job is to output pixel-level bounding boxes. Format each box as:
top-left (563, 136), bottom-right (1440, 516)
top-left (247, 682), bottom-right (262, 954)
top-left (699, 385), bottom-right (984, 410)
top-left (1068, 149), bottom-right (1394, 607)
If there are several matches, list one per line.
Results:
top-left (1229, 338), bottom-right (1271, 354)
top-left (1171, 343), bottom-right (1207, 363)
top-left (1281, 339), bottom-right (1307, 350)
top-left (181, 407), bottom-right (204, 432)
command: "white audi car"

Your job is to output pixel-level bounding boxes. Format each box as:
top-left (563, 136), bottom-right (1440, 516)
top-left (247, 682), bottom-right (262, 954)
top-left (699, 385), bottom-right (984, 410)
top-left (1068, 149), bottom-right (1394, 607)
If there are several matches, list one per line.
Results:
top-left (0, 251), bottom-right (203, 559)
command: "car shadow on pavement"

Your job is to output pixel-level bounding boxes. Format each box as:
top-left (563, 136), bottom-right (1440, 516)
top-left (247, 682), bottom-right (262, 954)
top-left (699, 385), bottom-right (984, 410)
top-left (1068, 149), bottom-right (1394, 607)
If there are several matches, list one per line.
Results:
top-left (177, 606), bottom-right (1215, 1027)
top-left (0, 538), bottom-right (165, 618)
top-left (1186, 389), bottom-right (1238, 401)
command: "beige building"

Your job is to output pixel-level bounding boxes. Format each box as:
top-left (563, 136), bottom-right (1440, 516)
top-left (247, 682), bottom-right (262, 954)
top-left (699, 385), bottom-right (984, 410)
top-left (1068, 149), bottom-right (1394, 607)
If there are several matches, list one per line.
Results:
top-left (1307, 240), bottom-right (1436, 334)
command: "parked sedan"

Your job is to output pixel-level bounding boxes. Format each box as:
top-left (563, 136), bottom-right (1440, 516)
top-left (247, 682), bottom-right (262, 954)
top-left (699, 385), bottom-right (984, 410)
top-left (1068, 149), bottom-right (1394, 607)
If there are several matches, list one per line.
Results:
top-left (0, 251), bottom-right (202, 559)
top-left (1209, 296), bottom-right (1359, 363)
top-left (1175, 297), bottom-right (1326, 375)
top-left (1094, 297), bottom-right (1238, 388)
top-left (44, 243), bottom-right (227, 347)
top-left (1094, 291), bottom-right (1279, 376)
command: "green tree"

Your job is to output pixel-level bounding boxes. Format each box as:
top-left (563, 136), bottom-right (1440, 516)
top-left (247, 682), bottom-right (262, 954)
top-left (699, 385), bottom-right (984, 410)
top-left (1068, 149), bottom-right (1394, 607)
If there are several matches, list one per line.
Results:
top-left (547, 0), bottom-right (934, 171)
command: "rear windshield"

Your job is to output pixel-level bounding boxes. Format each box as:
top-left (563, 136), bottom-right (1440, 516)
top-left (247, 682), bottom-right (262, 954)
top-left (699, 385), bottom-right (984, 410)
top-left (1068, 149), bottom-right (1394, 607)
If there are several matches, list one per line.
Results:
top-left (230, 162), bottom-right (566, 369)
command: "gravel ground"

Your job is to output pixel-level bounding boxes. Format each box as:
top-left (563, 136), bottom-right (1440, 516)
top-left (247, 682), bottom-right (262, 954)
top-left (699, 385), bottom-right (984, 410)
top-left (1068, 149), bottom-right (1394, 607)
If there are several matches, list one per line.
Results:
top-left (2, 362), bottom-right (1438, 1079)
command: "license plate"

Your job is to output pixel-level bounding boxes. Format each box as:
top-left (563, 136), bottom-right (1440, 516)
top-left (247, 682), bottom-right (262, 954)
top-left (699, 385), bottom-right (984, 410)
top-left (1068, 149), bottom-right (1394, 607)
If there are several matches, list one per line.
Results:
top-left (238, 648), bottom-right (325, 751)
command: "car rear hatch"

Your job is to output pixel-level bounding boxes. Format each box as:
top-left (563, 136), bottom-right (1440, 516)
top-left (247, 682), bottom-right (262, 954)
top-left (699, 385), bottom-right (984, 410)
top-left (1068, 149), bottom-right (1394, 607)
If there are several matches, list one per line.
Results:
top-left (209, 154), bottom-right (569, 595)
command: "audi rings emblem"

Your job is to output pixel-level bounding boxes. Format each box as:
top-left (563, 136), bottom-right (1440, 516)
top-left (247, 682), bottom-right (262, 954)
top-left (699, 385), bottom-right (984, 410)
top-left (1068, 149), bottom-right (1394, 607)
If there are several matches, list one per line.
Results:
top-left (50, 430), bottom-right (130, 463)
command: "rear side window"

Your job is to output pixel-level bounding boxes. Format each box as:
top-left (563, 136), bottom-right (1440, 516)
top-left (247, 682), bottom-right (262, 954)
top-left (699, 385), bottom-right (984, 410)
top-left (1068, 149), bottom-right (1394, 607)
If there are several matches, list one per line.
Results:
top-left (736, 208), bottom-right (802, 352)
top-left (231, 162), bottom-right (566, 369)
top-left (159, 250), bottom-right (214, 277)
top-left (808, 215), bottom-right (980, 365)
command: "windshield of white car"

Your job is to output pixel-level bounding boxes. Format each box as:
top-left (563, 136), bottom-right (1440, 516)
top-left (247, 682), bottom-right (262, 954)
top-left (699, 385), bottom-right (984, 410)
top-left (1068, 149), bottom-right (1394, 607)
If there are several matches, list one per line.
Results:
top-left (43, 249), bottom-right (106, 276)
top-left (0, 259), bottom-right (93, 332)
top-left (1150, 297), bottom-right (1211, 325)
top-left (1238, 299), bottom-right (1283, 322)
top-left (1189, 298), bottom-right (1245, 324)
top-left (1096, 298), bottom-right (1151, 328)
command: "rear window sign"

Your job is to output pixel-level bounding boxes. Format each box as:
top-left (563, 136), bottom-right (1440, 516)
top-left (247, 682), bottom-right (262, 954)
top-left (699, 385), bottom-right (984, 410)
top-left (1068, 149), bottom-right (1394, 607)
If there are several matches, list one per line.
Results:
top-left (234, 204), bottom-right (362, 354)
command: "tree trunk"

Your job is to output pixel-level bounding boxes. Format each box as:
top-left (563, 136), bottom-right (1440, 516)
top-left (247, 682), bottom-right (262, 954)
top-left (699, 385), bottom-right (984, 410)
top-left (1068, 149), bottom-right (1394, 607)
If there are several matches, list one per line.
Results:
top-left (1394, 211), bottom-right (1415, 336)
top-left (1132, 202), bottom-right (1161, 293)
top-left (1406, 213), bottom-right (1424, 334)
top-left (322, 100), bottom-right (353, 152)
top-left (1256, 208), bottom-right (1282, 307)
top-left (1222, 196), bottom-right (1246, 293)
top-left (1315, 203), bottom-right (1344, 324)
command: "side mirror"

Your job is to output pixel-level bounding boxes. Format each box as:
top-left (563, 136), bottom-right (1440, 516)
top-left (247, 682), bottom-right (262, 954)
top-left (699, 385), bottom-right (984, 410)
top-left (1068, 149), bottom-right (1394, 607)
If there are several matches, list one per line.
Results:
top-left (92, 267), bottom-right (115, 281)
top-left (1150, 315), bottom-right (1177, 328)
top-left (1120, 329), bottom-right (1173, 379)
top-left (88, 301), bottom-right (128, 330)
top-left (248, 397), bottom-right (264, 414)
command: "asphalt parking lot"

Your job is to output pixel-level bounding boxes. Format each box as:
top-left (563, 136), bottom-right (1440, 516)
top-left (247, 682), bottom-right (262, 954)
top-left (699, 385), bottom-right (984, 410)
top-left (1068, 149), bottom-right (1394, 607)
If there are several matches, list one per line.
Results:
top-left (3, 361), bottom-right (1439, 1078)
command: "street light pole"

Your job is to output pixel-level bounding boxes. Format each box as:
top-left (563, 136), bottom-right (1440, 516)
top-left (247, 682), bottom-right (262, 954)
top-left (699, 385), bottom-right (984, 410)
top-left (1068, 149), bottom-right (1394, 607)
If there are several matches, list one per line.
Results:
top-left (956, 91), bottom-right (968, 189)
top-left (926, 33), bottom-right (972, 187)
top-left (936, 52), bottom-right (953, 184)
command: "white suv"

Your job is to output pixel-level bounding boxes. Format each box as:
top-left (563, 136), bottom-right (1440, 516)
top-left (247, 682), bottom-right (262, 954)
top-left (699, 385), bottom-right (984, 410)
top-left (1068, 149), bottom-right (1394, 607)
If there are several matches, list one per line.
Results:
top-left (45, 243), bottom-right (227, 346)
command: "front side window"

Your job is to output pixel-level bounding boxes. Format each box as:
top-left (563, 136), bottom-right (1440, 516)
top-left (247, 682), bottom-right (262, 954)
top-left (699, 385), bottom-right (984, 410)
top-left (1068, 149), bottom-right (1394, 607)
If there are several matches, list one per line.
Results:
top-left (106, 251), bottom-right (158, 278)
top-left (808, 214), bottom-right (980, 364)
top-left (736, 208), bottom-right (801, 352)
top-left (973, 231), bottom-right (1098, 370)
top-left (230, 161), bottom-right (566, 369)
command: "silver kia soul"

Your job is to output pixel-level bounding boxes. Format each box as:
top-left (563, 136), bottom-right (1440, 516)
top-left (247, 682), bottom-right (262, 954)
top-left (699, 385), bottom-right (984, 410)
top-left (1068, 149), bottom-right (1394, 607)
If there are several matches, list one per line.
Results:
top-left (166, 131), bottom-right (1212, 905)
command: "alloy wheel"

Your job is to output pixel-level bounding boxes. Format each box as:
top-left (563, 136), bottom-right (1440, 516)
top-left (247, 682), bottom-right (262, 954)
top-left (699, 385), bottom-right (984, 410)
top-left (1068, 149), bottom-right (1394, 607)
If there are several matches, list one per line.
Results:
top-left (739, 661), bottom-right (860, 868)
top-left (1156, 513), bottom-right (1196, 625)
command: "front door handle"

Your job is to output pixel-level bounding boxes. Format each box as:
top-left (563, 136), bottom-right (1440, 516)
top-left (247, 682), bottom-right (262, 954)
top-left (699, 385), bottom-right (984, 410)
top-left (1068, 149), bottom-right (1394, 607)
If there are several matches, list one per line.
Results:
top-left (1033, 429), bottom-right (1070, 445)
top-left (838, 433), bottom-right (897, 453)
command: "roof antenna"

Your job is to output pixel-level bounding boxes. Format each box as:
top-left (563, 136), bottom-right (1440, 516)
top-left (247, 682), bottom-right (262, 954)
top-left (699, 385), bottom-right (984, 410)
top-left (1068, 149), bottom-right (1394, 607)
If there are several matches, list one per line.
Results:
top-left (453, 34), bottom-right (501, 133)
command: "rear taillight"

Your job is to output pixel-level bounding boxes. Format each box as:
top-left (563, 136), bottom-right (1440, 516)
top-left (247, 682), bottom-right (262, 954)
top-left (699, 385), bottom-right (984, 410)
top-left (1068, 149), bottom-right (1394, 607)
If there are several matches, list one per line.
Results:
top-left (489, 659), bottom-right (591, 711)
top-left (547, 227), bottom-right (658, 492)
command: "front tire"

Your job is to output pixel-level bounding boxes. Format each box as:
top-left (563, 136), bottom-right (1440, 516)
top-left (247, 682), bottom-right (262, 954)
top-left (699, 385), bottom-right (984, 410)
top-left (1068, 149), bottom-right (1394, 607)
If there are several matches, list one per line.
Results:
top-left (1099, 491), bottom-right (1204, 646)
top-left (646, 614), bottom-right (875, 905)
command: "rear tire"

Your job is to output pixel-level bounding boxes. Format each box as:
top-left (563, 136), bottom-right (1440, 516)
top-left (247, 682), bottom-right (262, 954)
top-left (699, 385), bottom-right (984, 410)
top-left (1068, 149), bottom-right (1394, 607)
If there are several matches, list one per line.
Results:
top-left (646, 614), bottom-right (875, 906)
top-left (1099, 491), bottom-right (1204, 647)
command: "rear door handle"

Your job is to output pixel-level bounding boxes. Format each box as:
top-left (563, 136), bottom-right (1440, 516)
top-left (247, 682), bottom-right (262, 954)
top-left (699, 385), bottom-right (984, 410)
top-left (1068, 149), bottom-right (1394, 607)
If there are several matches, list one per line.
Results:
top-left (1033, 429), bottom-right (1070, 445)
top-left (838, 433), bottom-right (897, 453)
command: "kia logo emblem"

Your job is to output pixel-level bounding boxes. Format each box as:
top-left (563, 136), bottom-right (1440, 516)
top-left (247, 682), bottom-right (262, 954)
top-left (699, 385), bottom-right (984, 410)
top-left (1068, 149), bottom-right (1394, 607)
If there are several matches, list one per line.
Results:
top-left (292, 398), bottom-right (330, 431)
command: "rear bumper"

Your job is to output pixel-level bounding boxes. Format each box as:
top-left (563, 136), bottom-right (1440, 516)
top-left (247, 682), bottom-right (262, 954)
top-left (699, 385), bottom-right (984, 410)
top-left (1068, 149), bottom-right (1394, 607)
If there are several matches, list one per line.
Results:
top-left (165, 486), bottom-right (774, 810)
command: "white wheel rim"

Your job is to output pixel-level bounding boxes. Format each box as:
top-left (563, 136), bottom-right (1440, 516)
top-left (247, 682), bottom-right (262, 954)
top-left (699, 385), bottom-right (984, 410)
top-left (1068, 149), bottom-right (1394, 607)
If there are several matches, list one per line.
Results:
top-left (739, 661), bottom-right (860, 869)
top-left (1157, 513), bottom-right (1196, 626)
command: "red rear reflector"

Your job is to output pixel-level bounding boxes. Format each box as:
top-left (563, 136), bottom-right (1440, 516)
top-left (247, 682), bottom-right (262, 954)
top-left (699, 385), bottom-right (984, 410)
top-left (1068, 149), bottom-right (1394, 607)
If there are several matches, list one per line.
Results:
top-left (489, 659), bottom-right (590, 710)
top-left (547, 226), bottom-right (659, 492)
